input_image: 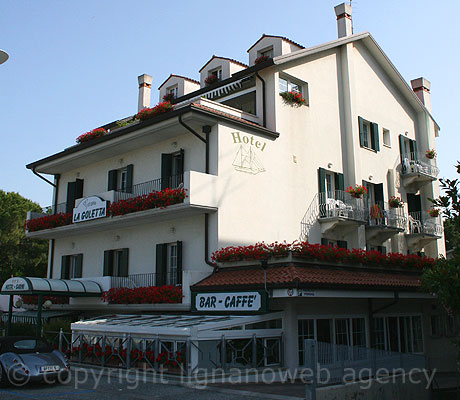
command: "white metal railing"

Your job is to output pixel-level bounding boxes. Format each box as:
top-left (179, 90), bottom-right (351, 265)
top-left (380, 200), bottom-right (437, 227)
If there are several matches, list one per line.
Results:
top-left (367, 201), bottom-right (407, 230)
top-left (406, 211), bottom-right (443, 237)
top-left (400, 152), bottom-right (439, 178)
top-left (110, 272), bottom-right (181, 288)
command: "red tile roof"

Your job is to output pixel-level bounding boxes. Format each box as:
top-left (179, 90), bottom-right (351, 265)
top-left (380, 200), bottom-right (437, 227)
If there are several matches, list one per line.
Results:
top-left (199, 55), bottom-right (248, 73)
top-left (158, 74), bottom-right (200, 90)
top-left (193, 264), bottom-right (422, 291)
top-left (247, 34), bottom-right (305, 52)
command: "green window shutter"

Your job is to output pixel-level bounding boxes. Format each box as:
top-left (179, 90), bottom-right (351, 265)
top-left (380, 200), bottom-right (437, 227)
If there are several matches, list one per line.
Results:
top-left (66, 182), bottom-right (76, 213)
top-left (358, 117), bottom-right (365, 147)
top-left (161, 154), bottom-right (173, 190)
top-left (407, 193), bottom-right (422, 214)
top-left (334, 173), bottom-right (345, 192)
top-left (374, 183), bottom-right (384, 204)
top-left (120, 248), bottom-right (129, 277)
top-left (318, 168), bottom-right (326, 193)
top-left (103, 250), bottom-right (113, 276)
top-left (178, 149), bottom-right (184, 177)
top-left (370, 123), bottom-right (379, 152)
top-left (75, 254), bottom-right (83, 278)
top-left (75, 178), bottom-right (84, 199)
top-left (156, 243), bottom-right (168, 286)
top-left (176, 241), bottom-right (183, 285)
top-left (126, 164), bottom-right (134, 193)
top-left (337, 240), bottom-right (348, 249)
top-left (108, 170), bottom-right (117, 191)
top-left (61, 256), bottom-right (70, 279)
top-left (398, 135), bottom-right (405, 163)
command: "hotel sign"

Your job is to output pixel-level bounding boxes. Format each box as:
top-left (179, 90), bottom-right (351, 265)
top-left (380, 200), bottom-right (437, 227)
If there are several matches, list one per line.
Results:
top-left (73, 196), bottom-right (108, 223)
top-left (192, 291), bottom-right (267, 312)
top-left (2, 277), bottom-right (28, 292)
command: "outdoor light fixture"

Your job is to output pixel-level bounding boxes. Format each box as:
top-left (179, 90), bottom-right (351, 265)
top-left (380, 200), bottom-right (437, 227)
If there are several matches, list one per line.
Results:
top-left (43, 300), bottom-right (53, 309)
top-left (369, 175), bottom-right (373, 181)
top-left (328, 162), bottom-right (333, 168)
top-left (14, 298), bottom-right (23, 309)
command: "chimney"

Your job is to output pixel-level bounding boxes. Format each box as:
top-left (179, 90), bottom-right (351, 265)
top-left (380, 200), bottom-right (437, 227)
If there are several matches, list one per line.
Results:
top-left (138, 74), bottom-right (153, 111)
top-left (334, 3), bottom-right (353, 38)
top-left (411, 77), bottom-right (432, 112)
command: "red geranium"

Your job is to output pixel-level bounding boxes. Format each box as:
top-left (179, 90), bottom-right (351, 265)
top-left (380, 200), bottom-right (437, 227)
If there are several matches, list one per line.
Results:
top-left (25, 212), bottom-right (72, 232)
top-left (102, 285), bottom-right (183, 304)
top-left (136, 102), bottom-right (173, 121)
top-left (76, 128), bottom-right (107, 144)
top-left (255, 55), bottom-right (270, 64)
top-left (205, 74), bottom-right (219, 86)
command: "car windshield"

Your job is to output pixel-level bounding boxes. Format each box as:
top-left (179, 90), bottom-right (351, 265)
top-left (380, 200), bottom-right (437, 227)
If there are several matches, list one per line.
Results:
top-left (8, 338), bottom-right (53, 354)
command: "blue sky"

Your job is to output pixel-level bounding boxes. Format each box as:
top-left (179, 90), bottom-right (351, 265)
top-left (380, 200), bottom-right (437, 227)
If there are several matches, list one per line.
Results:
top-left (1, 0), bottom-right (458, 206)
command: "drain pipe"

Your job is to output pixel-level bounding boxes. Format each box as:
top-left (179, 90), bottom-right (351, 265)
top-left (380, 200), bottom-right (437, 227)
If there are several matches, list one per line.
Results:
top-left (255, 72), bottom-right (266, 128)
top-left (32, 168), bottom-right (57, 188)
top-left (177, 115), bottom-right (215, 268)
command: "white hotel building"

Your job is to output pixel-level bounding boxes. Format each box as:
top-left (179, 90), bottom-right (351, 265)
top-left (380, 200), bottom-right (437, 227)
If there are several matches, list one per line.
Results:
top-left (19, 3), bottom-right (455, 377)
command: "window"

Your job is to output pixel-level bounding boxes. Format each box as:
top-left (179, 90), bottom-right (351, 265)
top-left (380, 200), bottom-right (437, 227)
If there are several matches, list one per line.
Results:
top-left (61, 254), bottom-right (83, 279)
top-left (209, 68), bottom-right (222, 81)
top-left (156, 241), bottom-right (182, 286)
top-left (321, 238), bottom-right (348, 249)
top-left (103, 248), bottom-right (129, 277)
top-left (279, 76), bottom-right (304, 96)
top-left (161, 150), bottom-right (184, 190)
top-left (383, 128), bottom-right (391, 147)
top-left (66, 179), bottom-right (84, 213)
top-left (108, 165), bottom-right (133, 193)
top-left (298, 319), bottom-right (314, 365)
top-left (358, 117), bottom-right (379, 152)
top-left (259, 47), bottom-right (273, 58)
top-left (431, 314), bottom-right (457, 337)
top-left (167, 85), bottom-right (178, 99)
top-left (222, 91), bottom-right (256, 115)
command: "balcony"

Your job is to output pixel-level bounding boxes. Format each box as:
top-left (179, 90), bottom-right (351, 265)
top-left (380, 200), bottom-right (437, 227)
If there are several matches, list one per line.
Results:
top-left (26, 171), bottom-right (218, 239)
top-left (365, 201), bottom-right (407, 242)
top-left (400, 152), bottom-right (439, 190)
top-left (316, 191), bottom-right (367, 235)
top-left (405, 211), bottom-right (443, 250)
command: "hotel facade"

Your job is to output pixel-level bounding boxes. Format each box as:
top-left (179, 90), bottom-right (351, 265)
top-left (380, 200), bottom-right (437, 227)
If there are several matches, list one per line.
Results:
top-left (14, 3), bottom-right (456, 379)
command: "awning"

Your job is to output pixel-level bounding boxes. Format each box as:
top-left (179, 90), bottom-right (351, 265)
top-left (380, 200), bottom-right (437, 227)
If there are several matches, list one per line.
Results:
top-left (1, 310), bottom-right (74, 324)
top-left (0, 277), bottom-right (102, 297)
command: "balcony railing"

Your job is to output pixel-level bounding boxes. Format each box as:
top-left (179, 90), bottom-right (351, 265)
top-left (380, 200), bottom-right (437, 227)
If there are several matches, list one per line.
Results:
top-left (400, 152), bottom-right (439, 179)
top-left (40, 202), bottom-right (68, 215)
top-left (318, 190), bottom-right (367, 221)
top-left (114, 174), bottom-right (183, 202)
top-left (407, 211), bottom-right (443, 237)
top-left (366, 201), bottom-right (406, 231)
top-left (110, 272), bottom-right (181, 289)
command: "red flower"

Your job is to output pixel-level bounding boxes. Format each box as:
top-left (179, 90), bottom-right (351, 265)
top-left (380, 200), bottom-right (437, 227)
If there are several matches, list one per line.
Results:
top-left (101, 285), bottom-right (183, 304)
top-left (136, 102), bottom-right (173, 121)
top-left (255, 55), bottom-right (270, 64)
top-left (25, 212), bottom-right (72, 232)
top-left (76, 128), bottom-right (107, 144)
top-left (205, 74), bottom-right (219, 86)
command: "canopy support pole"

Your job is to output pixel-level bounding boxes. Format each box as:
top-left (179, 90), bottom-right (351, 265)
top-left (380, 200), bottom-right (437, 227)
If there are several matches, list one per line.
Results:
top-left (7, 295), bottom-right (13, 336)
top-left (36, 295), bottom-right (43, 337)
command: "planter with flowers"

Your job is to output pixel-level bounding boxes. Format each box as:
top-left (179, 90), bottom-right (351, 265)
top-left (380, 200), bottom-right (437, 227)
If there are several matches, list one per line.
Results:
top-left (136, 101), bottom-right (173, 121)
top-left (25, 212), bottom-right (73, 232)
top-left (205, 74), bottom-right (220, 86)
top-left (280, 91), bottom-right (307, 107)
top-left (426, 149), bottom-right (436, 159)
top-left (389, 196), bottom-right (404, 208)
top-left (346, 185), bottom-right (367, 199)
top-left (102, 285), bottom-right (183, 304)
top-left (255, 55), bottom-right (270, 64)
top-left (76, 128), bottom-right (107, 144)
top-left (156, 350), bottom-right (186, 373)
top-left (162, 92), bottom-right (175, 102)
top-left (428, 208), bottom-right (440, 218)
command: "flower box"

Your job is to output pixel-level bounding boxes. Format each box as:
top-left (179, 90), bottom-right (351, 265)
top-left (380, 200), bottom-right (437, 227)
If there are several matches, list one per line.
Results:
top-left (428, 208), bottom-right (440, 217)
top-left (162, 93), bottom-right (175, 102)
top-left (389, 196), bottom-right (404, 208)
top-left (76, 128), bottom-right (107, 144)
top-left (426, 149), bottom-right (436, 159)
top-left (136, 101), bottom-right (173, 121)
top-left (205, 74), bottom-right (219, 86)
top-left (102, 285), bottom-right (183, 304)
top-left (280, 91), bottom-right (306, 106)
top-left (346, 185), bottom-right (367, 199)
top-left (25, 212), bottom-right (73, 232)
top-left (255, 55), bottom-right (270, 64)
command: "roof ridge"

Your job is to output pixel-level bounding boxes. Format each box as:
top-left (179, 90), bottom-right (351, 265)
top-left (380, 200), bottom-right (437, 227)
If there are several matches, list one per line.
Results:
top-left (158, 74), bottom-right (200, 90)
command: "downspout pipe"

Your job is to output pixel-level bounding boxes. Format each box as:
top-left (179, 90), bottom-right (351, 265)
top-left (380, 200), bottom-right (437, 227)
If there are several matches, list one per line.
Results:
top-left (255, 72), bottom-right (266, 128)
top-left (32, 168), bottom-right (57, 187)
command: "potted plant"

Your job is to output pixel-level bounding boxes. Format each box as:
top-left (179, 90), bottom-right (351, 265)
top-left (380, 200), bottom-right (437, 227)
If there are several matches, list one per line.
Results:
top-left (255, 55), bottom-right (270, 64)
top-left (389, 196), bottom-right (404, 208)
top-left (162, 92), bottom-right (175, 102)
top-left (135, 101), bottom-right (173, 121)
top-left (280, 91), bottom-right (306, 106)
top-left (426, 149), bottom-right (436, 159)
top-left (205, 74), bottom-right (219, 86)
top-left (76, 128), bottom-right (107, 144)
top-left (345, 185), bottom-right (367, 199)
top-left (427, 208), bottom-right (440, 217)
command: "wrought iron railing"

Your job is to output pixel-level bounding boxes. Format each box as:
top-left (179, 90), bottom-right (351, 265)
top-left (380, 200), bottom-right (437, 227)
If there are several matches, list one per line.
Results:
top-left (400, 152), bottom-right (439, 178)
top-left (318, 191), bottom-right (367, 221)
top-left (366, 201), bottom-right (407, 230)
top-left (114, 174), bottom-right (183, 202)
top-left (110, 272), bottom-right (181, 288)
top-left (407, 211), bottom-right (443, 237)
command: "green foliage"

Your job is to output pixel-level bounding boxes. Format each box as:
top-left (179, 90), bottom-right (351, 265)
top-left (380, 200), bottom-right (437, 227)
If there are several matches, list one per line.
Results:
top-left (0, 190), bottom-right (48, 285)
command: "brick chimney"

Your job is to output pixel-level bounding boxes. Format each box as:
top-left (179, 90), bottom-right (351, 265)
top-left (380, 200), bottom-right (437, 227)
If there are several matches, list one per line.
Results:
top-left (334, 3), bottom-right (353, 38)
top-left (411, 77), bottom-right (432, 112)
top-left (138, 74), bottom-right (153, 111)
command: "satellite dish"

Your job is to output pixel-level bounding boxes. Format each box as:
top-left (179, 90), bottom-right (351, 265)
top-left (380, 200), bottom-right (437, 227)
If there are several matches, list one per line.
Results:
top-left (0, 50), bottom-right (9, 65)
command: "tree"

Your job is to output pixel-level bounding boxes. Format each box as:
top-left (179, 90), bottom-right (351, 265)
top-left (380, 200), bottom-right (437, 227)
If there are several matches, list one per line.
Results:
top-left (0, 190), bottom-right (48, 285)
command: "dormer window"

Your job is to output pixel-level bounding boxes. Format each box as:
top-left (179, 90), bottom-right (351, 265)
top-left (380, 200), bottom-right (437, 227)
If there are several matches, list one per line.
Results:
top-left (259, 47), bottom-right (273, 59)
top-left (210, 68), bottom-right (222, 81)
top-left (168, 85), bottom-right (178, 98)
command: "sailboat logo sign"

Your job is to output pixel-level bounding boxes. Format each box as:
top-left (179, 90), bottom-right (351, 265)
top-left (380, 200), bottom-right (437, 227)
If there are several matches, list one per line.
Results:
top-left (231, 132), bottom-right (266, 175)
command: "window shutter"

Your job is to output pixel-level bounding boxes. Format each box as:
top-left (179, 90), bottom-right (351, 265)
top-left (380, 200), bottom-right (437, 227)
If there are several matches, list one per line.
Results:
top-left (178, 149), bottom-right (185, 177)
top-left (108, 170), bottom-right (117, 191)
top-left (358, 117), bottom-right (365, 147)
top-left (318, 168), bottom-right (326, 193)
top-left (161, 154), bottom-right (173, 190)
top-left (75, 179), bottom-right (84, 199)
top-left (75, 254), bottom-right (83, 278)
top-left (407, 193), bottom-right (422, 214)
top-left (126, 164), bottom-right (134, 193)
top-left (156, 243), bottom-right (168, 286)
top-left (321, 238), bottom-right (329, 246)
top-left (176, 241), bottom-right (183, 285)
top-left (377, 246), bottom-right (387, 255)
top-left (66, 182), bottom-right (76, 213)
top-left (410, 139), bottom-right (418, 161)
top-left (337, 240), bottom-right (348, 249)
top-left (103, 250), bottom-right (113, 276)
top-left (120, 248), bottom-right (129, 277)
top-left (61, 256), bottom-right (70, 279)
top-left (374, 183), bottom-right (384, 204)
top-left (334, 173), bottom-right (345, 192)
top-left (370, 123), bottom-right (379, 152)
top-left (398, 135), bottom-right (405, 163)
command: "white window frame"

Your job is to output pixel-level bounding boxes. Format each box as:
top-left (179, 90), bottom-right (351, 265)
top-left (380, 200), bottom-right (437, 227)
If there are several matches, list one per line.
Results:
top-left (167, 243), bottom-right (178, 285)
top-left (112, 249), bottom-right (124, 277)
top-left (118, 167), bottom-right (128, 192)
top-left (68, 254), bottom-right (79, 279)
top-left (361, 120), bottom-right (372, 149)
top-left (209, 67), bottom-right (222, 81)
top-left (279, 73), bottom-right (309, 105)
top-left (258, 46), bottom-right (273, 59)
top-left (167, 85), bottom-right (178, 99)
top-left (383, 128), bottom-right (391, 147)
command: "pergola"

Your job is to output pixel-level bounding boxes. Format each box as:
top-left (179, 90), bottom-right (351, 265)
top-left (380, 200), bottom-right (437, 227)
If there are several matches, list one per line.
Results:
top-left (1, 277), bottom-right (102, 337)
